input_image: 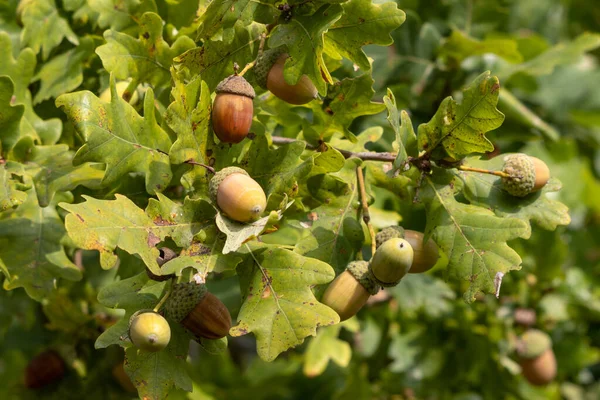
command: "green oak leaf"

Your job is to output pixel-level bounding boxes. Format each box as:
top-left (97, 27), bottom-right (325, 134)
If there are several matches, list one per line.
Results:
top-left (388, 274), bottom-right (456, 318)
top-left (230, 243), bottom-right (339, 361)
top-left (96, 12), bottom-right (195, 87)
top-left (32, 36), bottom-right (95, 104)
top-left (11, 136), bottom-right (104, 207)
top-left (497, 32), bottom-right (600, 81)
top-left (0, 76), bottom-right (24, 154)
top-left (294, 158), bottom-right (362, 273)
top-left (56, 76), bottom-right (173, 195)
top-left (95, 273), bottom-right (192, 399)
top-left (324, 0), bottom-right (406, 71)
top-left (384, 89), bottom-right (417, 170)
top-left (160, 240), bottom-right (243, 277)
top-left (175, 22), bottom-right (263, 91)
top-left (269, 4), bottom-right (343, 95)
top-left (0, 162), bottom-right (28, 211)
top-left (216, 208), bottom-right (287, 254)
top-left (244, 134), bottom-right (314, 198)
top-left (88, 0), bottom-right (158, 32)
top-left (417, 71), bottom-right (504, 160)
top-left (311, 144), bottom-right (345, 175)
top-left (439, 30), bottom-right (523, 64)
top-left (310, 73), bottom-right (386, 142)
top-left (421, 173), bottom-right (529, 302)
top-left (0, 189), bottom-right (81, 300)
top-left (459, 156), bottom-right (571, 235)
top-left (303, 324), bottom-right (351, 377)
top-left (20, 0), bottom-right (79, 60)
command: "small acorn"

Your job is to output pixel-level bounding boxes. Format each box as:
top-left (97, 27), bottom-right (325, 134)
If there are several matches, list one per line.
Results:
top-left (209, 166), bottom-right (267, 223)
top-left (255, 48), bottom-right (318, 105)
top-left (369, 238), bottom-right (413, 287)
top-left (128, 310), bottom-right (171, 352)
top-left (24, 350), bottom-right (66, 389)
top-left (165, 282), bottom-right (232, 340)
top-left (501, 153), bottom-right (550, 197)
top-left (403, 230), bottom-right (439, 274)
top-left (321, 261), bottom-right (380, 321)
top-left (516, 329), bottom-right (557, 386)
top-left (146, 247), bottom-right (177, 281)
top-left (375, 226), bottom-right (405, 249)
top-left (212, 75), bottom-right (255, 143)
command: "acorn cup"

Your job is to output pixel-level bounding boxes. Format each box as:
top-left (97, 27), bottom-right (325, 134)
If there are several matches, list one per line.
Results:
top-left (321, 261), bottom-right (380, 321)
top-left (24, 350), bottom-right (66, 389)
top-left (501, 153), bottom-right (550, 197)
top-left (369, 237), bottom-right (414, 287)
top-left (516, 329), bottom-right (557, 386)
top-left (209, 167), bottom-right (267, 223)
top-left (375, 226), bottom-right (405, 248)
top-left (255, 47), bottom-right (318, 105)
top-left (165, 282), bottom-right (232, 340)
top-left (212, 75), bottom-right (255, 143)
top-left (128, 310), bottom-right (171, 352)
top-left (146, 247), bottom-right (177, 282)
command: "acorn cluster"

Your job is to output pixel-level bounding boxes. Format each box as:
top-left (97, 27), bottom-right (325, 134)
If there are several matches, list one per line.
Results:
top-left (321, 226), bottom-right (441, 321)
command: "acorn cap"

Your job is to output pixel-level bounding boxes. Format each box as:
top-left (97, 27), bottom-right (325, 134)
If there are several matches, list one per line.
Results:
top-left (375, 226), bottom-right (405, 248)
top-left (164, 282), bottom-right (208, 322)
top-left (517, 329), bottom-right (552, 359)
top-left (209, 166), bottom-right (249, 203)
top-left (255, 47), bottom-right (287, 89)
top-left (346, 260), bottom-right (380, 295)
top-left (501, 153), bottom-right (536, 197)
top-left (215, 75), bottom-right (256, 99)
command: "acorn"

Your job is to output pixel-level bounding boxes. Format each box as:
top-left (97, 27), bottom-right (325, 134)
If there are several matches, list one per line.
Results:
top-left (321, 261), bottom-right (380, 321)
top-left (146, 247), bottom-right (177, 282)
top-left (112, 363), bottom-right (137, 393)
top-left (211, 75), bottom-right (255, 143)
top-left (403, 230), bottom-right (439, 274)
top-left (165, 282), bottom-right (232, 340)
top-left (209, 167), bottom-right (267, 223)
top-left (128, 310), bottom-right (171, 352)
top-left (255, 47), bottom-right (318, 105)
top-left (501, 153), bottom-right (550, 197)
top-left (516, 329), bottom-right (557, 386)
top-left (375, 226), bottom-right (405, 249)
top-left (369, 238), bottom-right (413, 287)
top-left (24, 350), bottom-right (66, 389)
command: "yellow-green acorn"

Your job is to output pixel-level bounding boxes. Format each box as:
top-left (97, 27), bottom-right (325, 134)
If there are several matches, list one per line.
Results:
top-left (165, 282), bottom-right (232, 340)
top-left (209, 167), bottom-right (267, 223)
top-left (321, 261), bottom-right (380, 321)
top-left (212, 75), bottom-right (255, 143)
top-left (501, 153), bottom-right (550, 197)
top-left (255, 47), bottom-right (318, 105)
top-left (99, 81), bottom-right (140, 104)
top-left (128, 310), bottom-right (171, 352)
top-left (516, 329), bottom-right (557, 386)
top-left (403, 230), bottom-right (439, 274)
top-left (369, 238), bottom-right (413, 286)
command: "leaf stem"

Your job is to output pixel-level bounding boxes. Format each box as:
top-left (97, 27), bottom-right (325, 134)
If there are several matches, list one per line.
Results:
top-left (185, 159), bottom-right (216, 174)
top-left (153, 278), bottom-right (174, 313)
top-left (238, 60), bottom-right (256, 77)
top-left (356, 166), bottom-right (376, 256)
top-left (270, 136), bottom-right (397, 162)
top-left (458, 165), bottom-right (509, 178)
top-left (122, 79), bottom-right (139, 104)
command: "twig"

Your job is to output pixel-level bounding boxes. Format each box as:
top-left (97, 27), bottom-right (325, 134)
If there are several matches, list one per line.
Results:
top-left (153, 278), bottom-right (174, 313)
top-left (185, 159), bottom-right (215, 174)
top-left (458, 165), bottom-right (509, 178)
top-left (238, 60), bottom-right (256, 77)
top-left (357, 166), bottom-right (376, 256)
top-left (270, 136), bottom-right (397, 162)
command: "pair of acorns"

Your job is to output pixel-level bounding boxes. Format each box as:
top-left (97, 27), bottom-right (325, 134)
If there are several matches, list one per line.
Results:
top-left (322, 227), bottom-right (440, 321)
top-left (212, 47), bottom-right (318, 144)
top-left (128, 282), bottom-right (232, 352)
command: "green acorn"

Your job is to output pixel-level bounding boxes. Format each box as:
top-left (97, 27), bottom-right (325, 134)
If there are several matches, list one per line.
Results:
top-left (516, 329), bottom-right (557, 386)
top-left (369, 238), bottom-right (413, 287)
top-left (165, 282), bottom-right (232, 340)
top-left (209, 167), bottom-right (267, 223)
top-left (128, 310), bottom-right (171, 352)
top-left (321, 261), bottom-right (380, 321)
top-left (375, 226), bottom-right (405, 249)
top-left (501, 153), bottom-right (550, 197)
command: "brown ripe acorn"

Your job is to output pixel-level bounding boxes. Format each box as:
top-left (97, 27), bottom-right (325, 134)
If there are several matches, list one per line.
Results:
top-left (369, 238), bottom-right (413, 286)
top-left (212, 75), bottom-right (255, 143)
top-left (209, 167), bottom-right (267, 223)
top-left (24, 350), bottom-right (66, 389)
top-left (165, 282), bottom-right (232, 340)
top-left (255, 48), bottom-right (318, 105)
top-left (321, 261), bottom-right (380, 321)
top-left (501, 153), bottom-right (550, 197)
top-left (403, 230), bottom-right (440, 274)
top-left (128, 310), bottom-right (171, 352)
top-left (516, 329), bottom-right (557, 386)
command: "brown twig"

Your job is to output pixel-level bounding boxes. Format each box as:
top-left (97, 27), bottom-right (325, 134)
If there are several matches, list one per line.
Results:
top-left (458, 165), bottom-right (509, 178)
top-left (270, 136), bottom-right (397, 162)
top-left (185, 159), bottom-right (215, 174)
top-left (357, 166), bottom-right (376, 256)
top-left (238, 60), bottom-right (256, 77)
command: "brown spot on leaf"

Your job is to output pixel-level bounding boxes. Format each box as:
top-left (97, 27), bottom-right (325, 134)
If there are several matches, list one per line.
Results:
top-left (76, 214), bottom-right (85, 223)
top-left (147, 232), bottom-right (160, 247)
top-left (491, 83), bottom-right (500, 94)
